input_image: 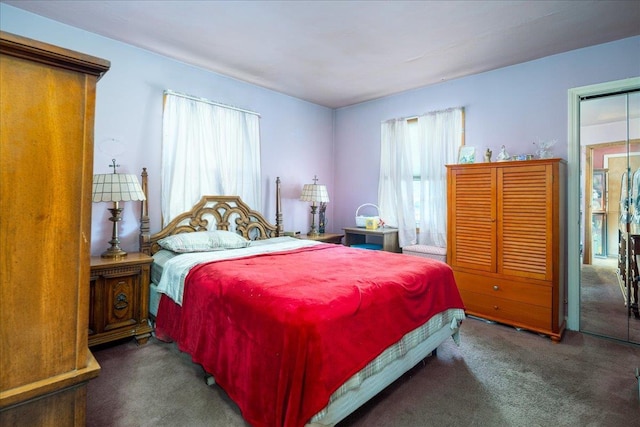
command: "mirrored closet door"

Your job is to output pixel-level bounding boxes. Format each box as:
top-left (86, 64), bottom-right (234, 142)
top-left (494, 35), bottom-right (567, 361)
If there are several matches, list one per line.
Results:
top-left (580, 90), bottom-right (640, 344)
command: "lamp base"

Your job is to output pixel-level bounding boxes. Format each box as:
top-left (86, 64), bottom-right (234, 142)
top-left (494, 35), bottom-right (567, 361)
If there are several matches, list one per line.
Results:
top-left (307, 204), bottom-right (319, 237)
top-left (101, 204), bottom-right (127, 258)
top-left (101, 246), bottom-right (128, 258)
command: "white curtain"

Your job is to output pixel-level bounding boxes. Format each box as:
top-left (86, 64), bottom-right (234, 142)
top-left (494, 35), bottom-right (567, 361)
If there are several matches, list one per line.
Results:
top-left (162, 92), bottom-right (261, 226)
top-left (378, 107), bottom-right (463, 248)
top-left (378, 118), bottom-right (417, 247)
top-left (417, 107), bottom-right (462, 247)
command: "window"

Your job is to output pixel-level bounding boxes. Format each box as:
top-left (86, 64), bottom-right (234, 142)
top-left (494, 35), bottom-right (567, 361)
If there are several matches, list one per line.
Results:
top-left (161, 91), bottom-right (261, 226)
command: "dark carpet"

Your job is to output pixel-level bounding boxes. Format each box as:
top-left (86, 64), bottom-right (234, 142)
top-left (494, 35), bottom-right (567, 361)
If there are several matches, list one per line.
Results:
top-left (87, 317), bottom-right (640, 427)
top-left (581, 259), bottom-right (640, 343)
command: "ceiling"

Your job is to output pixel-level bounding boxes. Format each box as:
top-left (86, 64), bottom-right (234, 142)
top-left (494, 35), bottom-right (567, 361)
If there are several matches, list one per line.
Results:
top-left (4, 0), bottom-right (640, 109)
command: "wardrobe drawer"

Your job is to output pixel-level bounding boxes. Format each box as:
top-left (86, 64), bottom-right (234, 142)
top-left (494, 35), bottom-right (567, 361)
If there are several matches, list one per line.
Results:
top-left (460, 289), bottom-right (552, 331)
top-left (454, 271), bottom-right (551, 307)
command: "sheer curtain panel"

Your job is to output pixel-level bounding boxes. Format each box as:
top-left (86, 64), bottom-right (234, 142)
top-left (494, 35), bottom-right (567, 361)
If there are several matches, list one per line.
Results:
top-left (378, 118), bottom-right (416, 247)
top-left (378, 107), bottom-right (463, 248)
top-left (162, 92), bottom-right (261, 226)
top-left (417, 107), bottom-right (463, 247)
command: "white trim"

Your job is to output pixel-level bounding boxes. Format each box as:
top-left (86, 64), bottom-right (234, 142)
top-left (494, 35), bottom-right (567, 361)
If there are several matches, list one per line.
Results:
top-left (567, 77), bottom-right (640, 332)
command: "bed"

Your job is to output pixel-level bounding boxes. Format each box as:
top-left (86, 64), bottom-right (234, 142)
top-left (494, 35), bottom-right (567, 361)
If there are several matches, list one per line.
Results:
top-left (138, 170), bottom-right (465, 427)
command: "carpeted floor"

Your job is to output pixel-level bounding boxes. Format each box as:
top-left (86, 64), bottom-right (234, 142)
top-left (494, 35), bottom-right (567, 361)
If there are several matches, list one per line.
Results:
top-left (87, 317), bottom-right (640, 427)
top-left (580, 258), bottom-right (640, 343)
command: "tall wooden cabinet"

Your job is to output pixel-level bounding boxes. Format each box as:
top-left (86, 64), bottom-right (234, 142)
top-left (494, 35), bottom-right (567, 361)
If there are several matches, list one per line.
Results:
top-left (446, 159), bottom-right (566, 341)
top-left (0, 32), bottom-right (110, 424)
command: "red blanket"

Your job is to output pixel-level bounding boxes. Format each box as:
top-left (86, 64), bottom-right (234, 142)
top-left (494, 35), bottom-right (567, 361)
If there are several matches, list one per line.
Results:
top-left (155, 244), bottom-right (463, 427)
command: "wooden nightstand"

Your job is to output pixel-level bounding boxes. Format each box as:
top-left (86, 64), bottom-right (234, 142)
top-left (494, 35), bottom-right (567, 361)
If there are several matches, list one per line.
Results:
top-left (296, 233), bottom-right (344, 244)
top-left (89, 253), bottom-right (154, 346)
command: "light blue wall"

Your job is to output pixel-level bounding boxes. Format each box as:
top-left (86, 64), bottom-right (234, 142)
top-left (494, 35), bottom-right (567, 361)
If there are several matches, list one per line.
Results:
top-left (1, 4), bottom-right (334, 255)
top-left (332, 36), bottom-right (640, 231)
top-left (3, 3), bottom-right (639, 260)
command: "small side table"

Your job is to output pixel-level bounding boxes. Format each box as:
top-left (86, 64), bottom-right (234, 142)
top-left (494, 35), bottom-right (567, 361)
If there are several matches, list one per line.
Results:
top-left (89, 253), bottom-right (154, 346)
top-left (296, 232), bottom-right (344, 244)
top-left (343, 227), bottom-right (400, 252)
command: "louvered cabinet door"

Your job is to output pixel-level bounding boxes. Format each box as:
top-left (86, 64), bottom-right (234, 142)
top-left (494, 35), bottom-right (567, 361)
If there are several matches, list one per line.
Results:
top-left (498, 164), bottom-right (554, 281)
top-left (448, 166), bottom-right (497, 272)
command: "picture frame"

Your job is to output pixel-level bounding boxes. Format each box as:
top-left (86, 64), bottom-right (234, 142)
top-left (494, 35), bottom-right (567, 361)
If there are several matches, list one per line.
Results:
top-left (458, 146), bottom-right (475, 164)
top-left (592, 169), bottom-right (606, 212)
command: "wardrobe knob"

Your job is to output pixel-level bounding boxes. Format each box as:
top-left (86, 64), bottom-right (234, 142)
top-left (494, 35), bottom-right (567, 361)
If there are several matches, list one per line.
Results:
top-left (493, 285), bottom-right (499, 291)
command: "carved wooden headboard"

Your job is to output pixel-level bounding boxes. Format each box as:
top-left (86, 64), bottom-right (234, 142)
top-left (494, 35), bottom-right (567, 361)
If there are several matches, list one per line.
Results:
top-left (138, 169), bottom-right (284, 255)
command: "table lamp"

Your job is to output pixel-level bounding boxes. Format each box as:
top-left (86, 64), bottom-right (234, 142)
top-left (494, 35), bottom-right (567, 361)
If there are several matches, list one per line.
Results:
top-left (300, 175), bottom-right (329, 236)
top-left (92, 159), bottom-right (146, 258)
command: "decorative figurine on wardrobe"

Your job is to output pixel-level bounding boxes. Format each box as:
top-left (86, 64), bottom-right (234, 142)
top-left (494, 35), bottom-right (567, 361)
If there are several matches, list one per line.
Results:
top-left (497, 145), bottom-right (510, 162)
top-left (484, 148), bottom-right (492, 162)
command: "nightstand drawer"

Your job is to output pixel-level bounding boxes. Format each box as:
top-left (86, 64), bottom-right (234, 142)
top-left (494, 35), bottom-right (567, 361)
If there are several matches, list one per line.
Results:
top-left (99, 270), bottom-right (140, 332)
top-left (89, 253), bottom-right (153, 346)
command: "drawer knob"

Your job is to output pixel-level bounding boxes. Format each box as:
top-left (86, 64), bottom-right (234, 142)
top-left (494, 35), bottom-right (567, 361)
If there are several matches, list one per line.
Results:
top-left (493, 285), bottom-right (499, 291)
top-left (493, 305), bottom-right (499, 310)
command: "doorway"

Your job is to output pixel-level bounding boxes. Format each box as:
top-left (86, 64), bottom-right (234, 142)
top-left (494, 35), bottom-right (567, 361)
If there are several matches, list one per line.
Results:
top-left (575, 85), bottom-right (640, 344)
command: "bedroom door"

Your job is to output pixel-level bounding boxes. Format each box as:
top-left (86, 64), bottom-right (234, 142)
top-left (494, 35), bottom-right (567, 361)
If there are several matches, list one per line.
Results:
top-left (580, 90), bottom-right (640, 344)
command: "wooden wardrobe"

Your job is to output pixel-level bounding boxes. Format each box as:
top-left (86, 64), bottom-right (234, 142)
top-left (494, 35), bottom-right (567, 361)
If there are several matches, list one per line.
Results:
top-left (446, 159), bottom-right (567, 342)
top-left (0, 32), bottom-right (110, 424)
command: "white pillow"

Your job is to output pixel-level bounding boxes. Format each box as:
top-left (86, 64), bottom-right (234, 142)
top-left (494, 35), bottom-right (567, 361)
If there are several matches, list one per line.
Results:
top-left (157, 230), bottom-right (249, 253)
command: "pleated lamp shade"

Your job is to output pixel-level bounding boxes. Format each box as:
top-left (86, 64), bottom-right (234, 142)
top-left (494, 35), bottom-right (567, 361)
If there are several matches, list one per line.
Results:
top-left (300, 183), bottom-right (329, 204)
top-left (92, 173), bottom-right (146, 202)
